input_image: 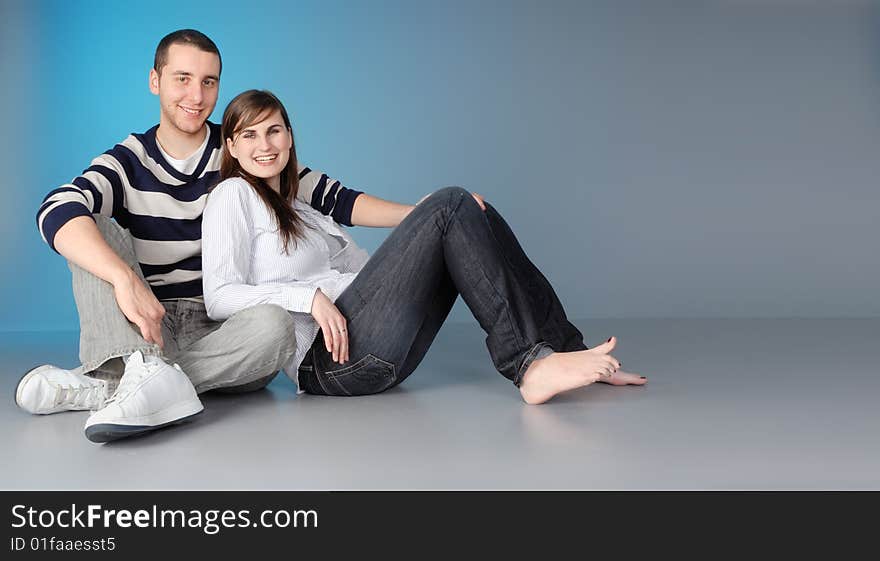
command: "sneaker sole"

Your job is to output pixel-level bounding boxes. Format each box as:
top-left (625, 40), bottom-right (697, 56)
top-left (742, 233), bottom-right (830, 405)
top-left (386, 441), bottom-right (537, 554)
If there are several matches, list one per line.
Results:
top-left (85, 397), bottom-right (205, 443)
top-left (85, 404), bottom-right (204, 443)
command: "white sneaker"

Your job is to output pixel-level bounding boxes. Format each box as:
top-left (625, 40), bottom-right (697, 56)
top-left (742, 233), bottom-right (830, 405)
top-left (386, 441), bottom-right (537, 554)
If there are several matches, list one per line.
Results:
top-left (16, 365), bottom-right (108, 415)
top-left (84, 351), bottom-right (203, 443)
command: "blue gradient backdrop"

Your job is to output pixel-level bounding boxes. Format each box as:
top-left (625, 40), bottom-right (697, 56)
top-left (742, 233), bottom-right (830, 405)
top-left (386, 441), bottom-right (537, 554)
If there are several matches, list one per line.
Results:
top-left (2, 0), bottom-right (879, 332)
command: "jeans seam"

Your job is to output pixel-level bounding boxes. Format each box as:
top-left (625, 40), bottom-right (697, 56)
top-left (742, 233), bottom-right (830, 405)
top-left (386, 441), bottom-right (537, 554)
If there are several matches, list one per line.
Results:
top-left (314, 371), bottom-right (337, 395)
top-left (306, 350), bottom-right (337, 395)
top-left (514, 341), bottom-right (551, 387)
top-left (325, 354), bottom-right (396, 379)
top-left (312, 354), bottom-right (397, 396)
top-left (440, 188), bottom-right (466, 237)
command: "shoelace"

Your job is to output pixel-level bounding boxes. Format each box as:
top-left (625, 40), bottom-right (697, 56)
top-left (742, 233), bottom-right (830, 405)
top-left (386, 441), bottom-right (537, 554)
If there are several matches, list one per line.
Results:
top-left (55, 384), bottom-right (104, 410)
top-left (105, 360), bottom-right (163, 404)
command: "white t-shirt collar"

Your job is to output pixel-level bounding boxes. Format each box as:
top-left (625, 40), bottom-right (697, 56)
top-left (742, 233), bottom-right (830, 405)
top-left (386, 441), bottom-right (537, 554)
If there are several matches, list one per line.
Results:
top-left (156, 124), bottom-right (211, 175)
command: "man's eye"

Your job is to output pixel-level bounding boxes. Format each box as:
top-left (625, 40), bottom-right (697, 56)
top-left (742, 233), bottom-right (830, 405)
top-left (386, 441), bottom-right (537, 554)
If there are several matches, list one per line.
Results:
top-left (203, 80), bottom-right (216, 87)
top-left (177, 76), bottom-right (187, 83)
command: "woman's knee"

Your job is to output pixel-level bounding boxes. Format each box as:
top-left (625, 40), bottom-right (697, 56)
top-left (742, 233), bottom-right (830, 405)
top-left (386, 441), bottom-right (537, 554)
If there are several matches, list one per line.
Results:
top-left (416, 186), bottom-right (471, 221)
top-left (431, 186), bottom-right (469, 204)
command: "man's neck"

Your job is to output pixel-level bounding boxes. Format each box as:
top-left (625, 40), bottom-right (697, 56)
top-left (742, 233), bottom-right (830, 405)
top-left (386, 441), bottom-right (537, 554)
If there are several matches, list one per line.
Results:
top-left (155, 123), bottom-right (207, 160)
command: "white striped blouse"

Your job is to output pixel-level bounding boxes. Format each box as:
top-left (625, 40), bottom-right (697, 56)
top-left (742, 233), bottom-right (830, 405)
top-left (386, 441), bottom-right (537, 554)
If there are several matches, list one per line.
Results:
top-left (202, 176), bottom-right (370, 389)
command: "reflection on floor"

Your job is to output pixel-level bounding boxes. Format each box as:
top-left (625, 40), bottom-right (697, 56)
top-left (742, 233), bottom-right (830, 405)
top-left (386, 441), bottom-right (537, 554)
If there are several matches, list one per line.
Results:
top-left (2, 318), bottom-right (878, 490)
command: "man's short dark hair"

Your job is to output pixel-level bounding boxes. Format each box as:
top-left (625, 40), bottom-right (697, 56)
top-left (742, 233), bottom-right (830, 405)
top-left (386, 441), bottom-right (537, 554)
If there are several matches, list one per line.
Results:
top-left (154, 29), bottom-right (222, 76)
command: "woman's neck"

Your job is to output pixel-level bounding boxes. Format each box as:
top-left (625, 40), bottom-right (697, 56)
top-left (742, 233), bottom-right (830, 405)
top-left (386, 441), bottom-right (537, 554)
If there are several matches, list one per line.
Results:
top-left (267, 175), bottom-right (281, 193)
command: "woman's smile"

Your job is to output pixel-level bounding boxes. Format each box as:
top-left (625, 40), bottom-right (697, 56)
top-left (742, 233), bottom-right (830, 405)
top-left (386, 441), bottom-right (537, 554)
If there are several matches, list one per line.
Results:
top-left (254, 154), bottom-right (278, 165)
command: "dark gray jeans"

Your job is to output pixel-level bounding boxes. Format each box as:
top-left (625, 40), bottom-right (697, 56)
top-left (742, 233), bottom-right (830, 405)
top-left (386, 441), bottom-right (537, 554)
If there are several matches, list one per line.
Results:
top-left (70, 216), bottom-right (297, 394)
top-left (298, 187), bottom-right (587, 396)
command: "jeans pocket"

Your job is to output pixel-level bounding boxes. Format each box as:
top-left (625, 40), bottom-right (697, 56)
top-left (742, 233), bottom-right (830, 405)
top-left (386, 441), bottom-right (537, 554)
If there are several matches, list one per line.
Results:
top-left (320, 354), bottom-right (397, 396)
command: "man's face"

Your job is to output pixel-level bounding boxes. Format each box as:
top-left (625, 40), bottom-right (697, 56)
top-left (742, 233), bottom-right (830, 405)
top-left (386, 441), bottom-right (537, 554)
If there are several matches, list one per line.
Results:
top-left (149, 43), bottom-right (221, 136)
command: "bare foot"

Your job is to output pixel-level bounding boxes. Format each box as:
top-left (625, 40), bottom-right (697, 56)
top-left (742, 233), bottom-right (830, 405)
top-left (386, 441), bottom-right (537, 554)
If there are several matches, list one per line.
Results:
top-left (519, 337), bottom-right (646, 404)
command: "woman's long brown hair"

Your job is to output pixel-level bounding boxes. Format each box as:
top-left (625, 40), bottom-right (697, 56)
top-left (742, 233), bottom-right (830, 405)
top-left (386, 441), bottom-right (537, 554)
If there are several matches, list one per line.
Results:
top-left (217, 89), bottom-right (306, 253)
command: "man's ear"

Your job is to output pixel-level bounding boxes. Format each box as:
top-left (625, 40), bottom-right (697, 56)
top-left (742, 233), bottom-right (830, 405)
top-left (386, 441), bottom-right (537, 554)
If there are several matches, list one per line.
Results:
top-left (149, 68), bottom-right (160, 95)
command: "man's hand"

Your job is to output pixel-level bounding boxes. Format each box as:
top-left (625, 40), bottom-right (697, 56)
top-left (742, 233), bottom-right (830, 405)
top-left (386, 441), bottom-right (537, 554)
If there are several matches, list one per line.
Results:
top-left (53, 216), bottom-right (166, 348)
top-left (111, 269), bottom-right (165, 348)
top-left (310, 289), bottom-right (349, 364)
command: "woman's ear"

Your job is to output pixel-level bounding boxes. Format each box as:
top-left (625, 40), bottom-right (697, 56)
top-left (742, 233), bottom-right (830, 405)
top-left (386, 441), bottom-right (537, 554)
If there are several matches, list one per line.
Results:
top-left (226, 137), bottom-right (237, 159)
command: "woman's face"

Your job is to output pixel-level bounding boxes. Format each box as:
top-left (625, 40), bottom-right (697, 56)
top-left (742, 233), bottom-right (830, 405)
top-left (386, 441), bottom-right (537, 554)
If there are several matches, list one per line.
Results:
top-left (226, 109), bottom-right (292, 187)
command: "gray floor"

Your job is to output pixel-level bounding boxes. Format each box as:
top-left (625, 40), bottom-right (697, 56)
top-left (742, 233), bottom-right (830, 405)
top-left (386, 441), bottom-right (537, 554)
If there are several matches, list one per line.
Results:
top-left (2, 319), bottom-right (878, 490)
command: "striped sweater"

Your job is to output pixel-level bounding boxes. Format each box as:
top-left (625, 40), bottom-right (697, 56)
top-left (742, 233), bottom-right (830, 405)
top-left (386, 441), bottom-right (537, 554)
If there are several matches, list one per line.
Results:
top-left (36, 122), bottom-right (362, 300)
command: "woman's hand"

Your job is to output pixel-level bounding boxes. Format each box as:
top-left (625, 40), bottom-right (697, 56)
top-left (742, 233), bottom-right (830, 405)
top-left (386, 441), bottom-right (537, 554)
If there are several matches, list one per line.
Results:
top-left (310, 289), bottom-right (349, 364)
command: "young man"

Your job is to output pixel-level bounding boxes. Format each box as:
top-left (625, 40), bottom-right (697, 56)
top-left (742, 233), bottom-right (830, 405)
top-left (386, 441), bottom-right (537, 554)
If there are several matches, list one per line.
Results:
top-left (17, 29), bottom-right (419, 443)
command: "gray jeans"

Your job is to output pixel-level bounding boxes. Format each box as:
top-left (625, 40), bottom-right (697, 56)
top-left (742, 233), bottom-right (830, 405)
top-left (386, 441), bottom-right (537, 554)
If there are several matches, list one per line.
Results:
top-left (70, 216), bottom-right (297, 394)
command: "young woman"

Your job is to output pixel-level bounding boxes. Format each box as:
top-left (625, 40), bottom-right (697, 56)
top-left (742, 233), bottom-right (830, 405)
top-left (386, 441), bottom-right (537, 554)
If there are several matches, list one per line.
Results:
top-left (202, 90), bottom-right (647, 404)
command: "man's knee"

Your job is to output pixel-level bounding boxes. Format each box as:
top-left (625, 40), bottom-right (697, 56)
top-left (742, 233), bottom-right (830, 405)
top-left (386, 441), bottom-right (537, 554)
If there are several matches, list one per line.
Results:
top-left (93, 215), bottom-right (137, 264)
top-left (233, 304), bottom-right (295, 332)
top-left (231, 305), bottom-right (297, 354)
top-left (204, 306), bottom-right (295, 392)
top-left (210, 371), bottom-right (279, 394)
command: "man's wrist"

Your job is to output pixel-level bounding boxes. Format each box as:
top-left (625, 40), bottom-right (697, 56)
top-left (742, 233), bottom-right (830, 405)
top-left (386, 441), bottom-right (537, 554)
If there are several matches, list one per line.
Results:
top-left (108, 266), bottom-right (137, 288)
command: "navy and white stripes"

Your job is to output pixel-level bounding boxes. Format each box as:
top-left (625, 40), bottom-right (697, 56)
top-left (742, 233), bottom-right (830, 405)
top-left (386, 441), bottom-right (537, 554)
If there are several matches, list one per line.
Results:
top-left (37, 121), bottom-right (362, 300)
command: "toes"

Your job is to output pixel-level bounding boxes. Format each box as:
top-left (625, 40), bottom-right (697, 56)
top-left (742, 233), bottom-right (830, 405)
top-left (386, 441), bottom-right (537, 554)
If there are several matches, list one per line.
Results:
top-left (606, 371), bottom-right (647, 386)
top-left (590, 336), bottom-right (617, 354)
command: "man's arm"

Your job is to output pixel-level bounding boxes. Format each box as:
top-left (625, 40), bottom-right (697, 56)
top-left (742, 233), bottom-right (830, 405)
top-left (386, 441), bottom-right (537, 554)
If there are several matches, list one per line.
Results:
top-left (294, 164), bottom-right (487, 229)
top-left (54, 216), bottom-right (133, 287)
top-left (350, 193), bottom-right (414, 228)
top-left (38, 145), bottom-right (166, 348)
top-left (52, 217), bottom-right (166, 348)
top-left (295, 166), bottom-right (362, 225)
top-left (351, 191), bottom-right (487, 227)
